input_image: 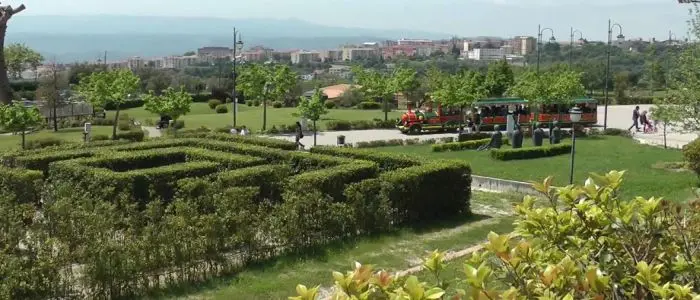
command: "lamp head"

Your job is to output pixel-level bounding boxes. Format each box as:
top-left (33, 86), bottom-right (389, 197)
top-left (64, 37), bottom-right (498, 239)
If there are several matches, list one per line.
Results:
top-left (549, 36), bottom-right (556, 42)
top-left (236, 40), bottom-right (244, 51)
top-left (569, 107), bottom-right (582, 123)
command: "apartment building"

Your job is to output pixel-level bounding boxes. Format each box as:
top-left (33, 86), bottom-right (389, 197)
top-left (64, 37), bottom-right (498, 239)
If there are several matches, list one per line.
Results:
top-left (242, 46), bottom-right (273, 62)
top-left (341, 47), bottom-right (379, 61)
top-left (466, 48), bottom-right (506, 61)
top-left (197, 46), bottom-right (232, 58)
top-left (508, 36), bottom-right (536, 56)
top-left (397, 38), bottom-right (433, 46)
top-left (382, 45), bottom-right (418, 59)
top-left (291, 50), bottom-right (321, 64)
top-left (320, 49), bottom-right (343, 62)
top-left (163, 55), bottom-right (198, 69)
top-left (328, 65), bottom-right (352, 78)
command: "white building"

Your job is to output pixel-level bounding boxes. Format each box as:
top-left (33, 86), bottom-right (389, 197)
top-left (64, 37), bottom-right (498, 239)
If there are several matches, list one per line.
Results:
top-left (291, 50), bottom-right (321, 64)
top-left (466, 48), bottom-right (506, 61)
top-left (341, 47), bottom-right (379, 61)
top-left (328, 65), bottom-right (352, 78)
top-left (162, 55), bottom-right (199, 69)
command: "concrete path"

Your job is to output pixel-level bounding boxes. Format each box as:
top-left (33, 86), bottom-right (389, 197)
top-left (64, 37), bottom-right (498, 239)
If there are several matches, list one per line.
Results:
top-left (263, 105), bottom-right (697, 149)
top-left (142, 126), bottom-right (162, 138)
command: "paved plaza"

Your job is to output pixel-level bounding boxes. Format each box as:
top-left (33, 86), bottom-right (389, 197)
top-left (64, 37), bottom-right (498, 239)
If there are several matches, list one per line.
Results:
top-left (265, 105), bottom-right (697, 149)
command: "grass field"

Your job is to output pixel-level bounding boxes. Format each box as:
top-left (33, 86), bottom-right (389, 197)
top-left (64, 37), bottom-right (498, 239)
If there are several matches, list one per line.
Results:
top-left (0, 126), bottom-right (114, 151)
top-left (375, 136), bottom-right (696, 201)
top-left (154, 192), bottom-right (521, 300)
top-left (110, 103), bottom-right (403, 131)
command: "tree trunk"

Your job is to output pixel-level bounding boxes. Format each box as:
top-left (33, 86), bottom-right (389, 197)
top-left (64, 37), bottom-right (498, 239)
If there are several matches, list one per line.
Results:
top-left (112, 107), bottom-right (120, 140)
top-left (20, 130), bottom-right (25, 150)
top-left (0, 25), bottom-right (14, 104)
top-left (52, 99), bottom-right (58, 132)
top-left (262, 99), bottom-right (267, 131)
top-left (313, 120), bottom-right (317, 146)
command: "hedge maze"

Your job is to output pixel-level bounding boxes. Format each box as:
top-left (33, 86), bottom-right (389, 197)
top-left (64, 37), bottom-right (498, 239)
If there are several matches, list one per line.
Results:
top-left (0, 132), bottom-right (472, 298)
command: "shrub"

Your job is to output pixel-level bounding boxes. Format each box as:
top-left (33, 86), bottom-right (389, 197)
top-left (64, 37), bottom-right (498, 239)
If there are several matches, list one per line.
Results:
top-left (457, 132), bottom-right (491, 142)
top-left (246, 100), bottom-right (253, 107)
top-left (286, 162), bottom-right (379, 201)
top-left (357, 101), bottom-right (381, 110)
top-left (91, 134), bottom-right (110, 141)
top-left (311, 146), bottom-right (421, 171)
top-left (172, 120), bottom-right (185, 130)
top-left (25, 137), bottom-right (65, 150)
top-left (603, 128), bottom-right (632, 137)
top-left (344, 179), bottom-right (393, 234)
top-left (372, 119), bottom-right (396, 129)
top-left (324, 100), bottom-right (336, 109)
top-left (355, 139), bottom-right (404, 148)
top-left (175, 132), bottom-right (298, 150)
top-left (90, 118), bottom-right (115, 126)
top-left (293, 171), bottom-right (700, 300)
top-left (326, 120), bottom-right (352, 131)
top-left (208, 99), bottom-right (222, 109)
top-left (215, 104), bottom-right (228, 114)
top-left (349, 120), bottom-right (374, 130)
top-left (490, 143), bottom-right (572, 161)
top-left (253, 100), bottom-right (261, 107)
top-left (114, 129), bottom-right (145, 142)
top-left (215, 164), bottom-right (293, 201)
top-left (683, 137), bottom-right (700, 176)
top-left (118, 121), bottom-right (132, 131)
top-left (432, 138), bottom-right (491, 152)
top-left (105, 99), bottom-right (144, 110)
top-left (0, 167), bottom-right (43, 204)
top-left (190, 93), bottom-right (212, 102)
top-left (272, 101), bottom-right (283, 108)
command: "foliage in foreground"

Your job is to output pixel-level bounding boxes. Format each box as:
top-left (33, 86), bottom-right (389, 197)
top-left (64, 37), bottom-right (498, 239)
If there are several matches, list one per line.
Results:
top-left (292, 171), bottom-right (700, 299)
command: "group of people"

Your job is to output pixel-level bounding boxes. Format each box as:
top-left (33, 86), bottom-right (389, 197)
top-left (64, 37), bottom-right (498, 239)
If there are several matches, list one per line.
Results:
top-left (629, 106), bottom-right (656, 133)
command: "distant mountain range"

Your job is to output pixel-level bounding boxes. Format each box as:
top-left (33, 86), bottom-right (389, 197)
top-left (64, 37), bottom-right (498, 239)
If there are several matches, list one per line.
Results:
top-left (7, 15), bottom-right (455, 62)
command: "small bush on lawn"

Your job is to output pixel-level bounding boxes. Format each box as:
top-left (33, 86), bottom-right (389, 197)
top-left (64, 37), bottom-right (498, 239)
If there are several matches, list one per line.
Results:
top-left (326, 120), bottom-right (352, 131)
top-left (172, 120), bottom-right (185, 130)
top-left (114, 129), bottom-right (145, 142)
top-left (90, 118), bottom-right (115, 126)
top-left (432, 138), bottom-right (491, 152)
top-left (272, 101), bottom-right (283, 108)
top-left (208, 99), bottom-right (222, 109)
top-left (603, 128), bottom-right (632, 137)
top-left (253, 100), bottom-right (261, 107)
top-left (311, 146), bottom-right (421, 171)
top-left (118, 121), bottom-right (132, 131)
top-left (324, 100), bottom-right (336, 109)
top-left (215, 104), bottom-right (228, 114)
top-left (357, 101), bottom-right (381, 110)
top-left (246, 100), bottom-right (253, 106)
top-left (118, 113), bottom-right (130, 122)
top-left (0, 167), bottom-right (43, 204)
top-left (682, 137), bottom-right (700, 177)
top-left (25, 137), bottom-right (65, 150)
top-left (490, 143), bottom-right (571, 161)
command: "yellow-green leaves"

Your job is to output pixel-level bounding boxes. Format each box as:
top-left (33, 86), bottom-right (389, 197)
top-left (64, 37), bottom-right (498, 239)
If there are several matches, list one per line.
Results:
top-left (289, 284), bottom-right (319, 300)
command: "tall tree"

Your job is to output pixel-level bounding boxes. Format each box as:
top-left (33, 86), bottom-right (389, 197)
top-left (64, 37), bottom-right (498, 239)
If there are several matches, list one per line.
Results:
top-left (507, 70), bottom-right (585, 108)
top-left (269, 64), bottom-right (298, 106)
top-left (433, 70), bottom-right (486, 122)
top-left (76, 69), bottom-right (140, 139)
top-left (143, 86), bottom-right (193, 124)
top-left (643, 44), bottom-right (665, 95)
top-left (0, 3), bottom-right (26, 104)
top-left (352, 66), bottom-right (393, 119)
top-left (297, 88), bottom-right (328, 146)
top-left (483, 58), bottom-right (514, 97)
top-left (614, 72), bottom-right (629, 103)
top-left (0, 103), bottom-right (42, 149)
top-left (4, 43), bottom-right (43, 80)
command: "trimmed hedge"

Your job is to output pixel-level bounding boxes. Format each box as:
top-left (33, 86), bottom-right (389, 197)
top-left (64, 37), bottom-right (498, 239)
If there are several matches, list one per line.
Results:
top-left (310, 146), bottom-right (421, 171)
top-left (176, 132), bottom-right (298, 151)
top-left (357, 101), bottom-right (382, 109)
top-left (490, 144), bottom-right (572, 161)
top-left (326, 119), bottom-right (396, 131)
top-left (286, 161), bottom-right (379, 202)
top-left (115, 129), bottom-right (146, 142)
top-left (457, 133), bottom-right (492, 142)
top-left (432, 138), bottom-right (491, 152)
top-left (0, 167), bottom-right (43, 205)
top-left (215, 164), bottom-right (293, 201)
top-left (25, 137), bottom-right (65, 150)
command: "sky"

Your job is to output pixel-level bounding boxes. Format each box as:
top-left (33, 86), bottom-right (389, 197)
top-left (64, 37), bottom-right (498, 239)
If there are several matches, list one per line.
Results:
top-left (12, 0), bottom-right (696, 41)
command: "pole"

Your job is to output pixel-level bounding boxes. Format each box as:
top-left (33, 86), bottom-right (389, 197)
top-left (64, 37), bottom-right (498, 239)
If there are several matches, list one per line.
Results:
top-left (569, 124), bottom-right (577, 185)
top-left (603, 19), bottom-right (612, 130)
top-left (104, 51), bottom-right (107, 69)
top-left (536, 24), bottom-right (542, 74)
top-left (666, 31), bottom-right (672, 90)
top-left (52, 60), bottom-right (58, 132)
top-left (232, 28), bottom-right (238, 128)
top-left (569, 27), bottom-right (574, 67)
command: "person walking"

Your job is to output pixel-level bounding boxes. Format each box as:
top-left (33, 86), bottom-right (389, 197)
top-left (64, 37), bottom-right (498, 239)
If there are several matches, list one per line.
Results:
top-left (295, 122), bottom-right (305, 150)
top-left (628, 106), bottom-right (641, 132)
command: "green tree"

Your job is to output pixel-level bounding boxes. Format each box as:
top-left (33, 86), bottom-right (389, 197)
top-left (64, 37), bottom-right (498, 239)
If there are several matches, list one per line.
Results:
top-left (297, 88), bottom-right (328, 146)
top-left (76, 69), bottom-right (140, 139)
top-left (36, 63), bottom-right (69, 132)
top-left (269, 64), bottom-right (298, 106)
top-left (483, 58), bottom-right (514, 97)
top-left (433, 70), bottom-right (486, 122)
top-left (650, 100), bottom-right (675, 149)
top-left (507, 70), bottom-right (585, 124)
top-left (352, 66), bottom-right (393, 120)
top-left (643, 44), bottom-right (666, 95)
top-left (389, 67), bottom-right (422, 107)
top-left (238, 63), bottom-right (269, 128)
top-left (143, 86), bottom-right (193, 123)
top-left (614, 71), bottom-right (630, 103)
top-left (0, 104), bottom-right (43, 149)
top-left (4, 43), bottom-right (43, 80)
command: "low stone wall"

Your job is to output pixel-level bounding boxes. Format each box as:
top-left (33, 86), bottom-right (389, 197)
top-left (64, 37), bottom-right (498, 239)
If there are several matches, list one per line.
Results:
top-left (471, 175), bottom-right (538, 194)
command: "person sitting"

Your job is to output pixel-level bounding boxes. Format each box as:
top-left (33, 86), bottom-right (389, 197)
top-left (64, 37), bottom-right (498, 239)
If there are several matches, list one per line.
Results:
top-left (478, 125), bottom-right (503, 151)
top-left (640, 111), bottom-right (654, 133)
top-left (240, 126), bottom-right (249, 136)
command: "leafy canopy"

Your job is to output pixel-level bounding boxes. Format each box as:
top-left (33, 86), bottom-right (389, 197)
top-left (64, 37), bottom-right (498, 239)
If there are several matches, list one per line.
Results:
top-left (3, 43), bottom-right (43, 79)
top-left (507, 69), bottom-right (585, 105)
top-left (143, 86), bottom-right (193, 120)
top-left (297, 88), bottom-right (327, 122)
top-left (76, 69), bottom-right (140, 109)
top-left (0, 104), bottom-right (43, 133)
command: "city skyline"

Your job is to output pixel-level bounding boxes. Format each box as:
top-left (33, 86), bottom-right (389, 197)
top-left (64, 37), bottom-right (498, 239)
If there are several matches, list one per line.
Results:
top-left (13, 0), bottom-right (693, 41)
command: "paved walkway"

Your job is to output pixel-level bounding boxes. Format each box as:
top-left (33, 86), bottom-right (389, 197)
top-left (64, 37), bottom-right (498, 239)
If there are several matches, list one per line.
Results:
top-left (142, 126), bottom-right (162, 138)
top-left (264, 105), bottom-right (697, 149)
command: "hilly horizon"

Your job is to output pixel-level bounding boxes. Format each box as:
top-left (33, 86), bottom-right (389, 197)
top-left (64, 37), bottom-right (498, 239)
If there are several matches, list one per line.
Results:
top-left (7, 15), bottom-right (455, 62)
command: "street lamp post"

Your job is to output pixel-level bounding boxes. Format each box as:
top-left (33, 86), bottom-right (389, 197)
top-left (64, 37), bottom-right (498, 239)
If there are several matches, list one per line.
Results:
top-left (232, 27), bottom-right (244, 128)
top-left (569, 27), bottom-right (583, 67)
top-left (536, 24), bottom-right (555, 74)
top-left (263, 82), bottom-right (273, 131)
top-left (569, 107), bottom-right (582, 185)
top-left (603, 20), bottom-right (624, 130)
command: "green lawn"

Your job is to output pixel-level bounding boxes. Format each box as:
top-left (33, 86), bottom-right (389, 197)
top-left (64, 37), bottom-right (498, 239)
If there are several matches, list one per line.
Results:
top-left (109, 103), bottom-right (402, 131)
top-left (0, 126), bottom-right (114, 151)
top-left (154, 192), bottom-right (520, 300)
top-left (376, 136), bottom-right (696, 201)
